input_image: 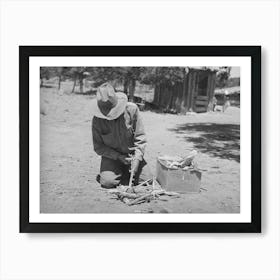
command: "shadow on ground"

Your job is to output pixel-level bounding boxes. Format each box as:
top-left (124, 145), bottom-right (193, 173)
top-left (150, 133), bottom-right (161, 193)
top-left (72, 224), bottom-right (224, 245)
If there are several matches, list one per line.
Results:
top-left (169, 123), bottom-right (240, 162)
top-left (40, 84), bottom-right (56, 88)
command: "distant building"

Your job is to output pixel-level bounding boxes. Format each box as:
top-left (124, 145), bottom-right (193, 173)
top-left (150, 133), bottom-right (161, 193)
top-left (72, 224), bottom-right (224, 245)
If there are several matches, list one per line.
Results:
top-left (152, 67), bottom-right (217, 113)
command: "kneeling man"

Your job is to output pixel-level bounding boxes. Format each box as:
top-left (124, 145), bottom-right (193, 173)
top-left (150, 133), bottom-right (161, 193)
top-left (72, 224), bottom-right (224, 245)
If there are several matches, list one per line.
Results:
top-left (92, 83), bottom-right (152, 188)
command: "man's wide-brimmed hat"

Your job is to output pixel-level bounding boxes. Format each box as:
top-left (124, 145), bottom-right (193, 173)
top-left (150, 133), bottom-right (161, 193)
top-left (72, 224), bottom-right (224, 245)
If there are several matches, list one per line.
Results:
top-left (93, 82), bottom-right (128, 120)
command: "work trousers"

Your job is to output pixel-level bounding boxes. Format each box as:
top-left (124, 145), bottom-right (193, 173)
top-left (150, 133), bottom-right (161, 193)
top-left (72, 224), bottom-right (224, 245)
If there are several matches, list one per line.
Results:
top-left (99, 157), bottom-right (152, 188)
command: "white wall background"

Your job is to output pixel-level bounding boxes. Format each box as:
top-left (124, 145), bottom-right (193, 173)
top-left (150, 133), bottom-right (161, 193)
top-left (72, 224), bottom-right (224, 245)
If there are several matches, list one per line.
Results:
top-left (0, 0), bottom-right (279, 279)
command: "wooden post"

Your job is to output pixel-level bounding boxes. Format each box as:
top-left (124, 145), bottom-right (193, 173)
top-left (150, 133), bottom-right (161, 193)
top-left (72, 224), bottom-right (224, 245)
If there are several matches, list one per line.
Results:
top-left (208, 72), bottom-right (216, 100)
top-left (189, 71), bottom-right (197, 111)
top-left (181, 69), bottom-right (186, 111)
top-left (186, 72), bottom-right (193, 110)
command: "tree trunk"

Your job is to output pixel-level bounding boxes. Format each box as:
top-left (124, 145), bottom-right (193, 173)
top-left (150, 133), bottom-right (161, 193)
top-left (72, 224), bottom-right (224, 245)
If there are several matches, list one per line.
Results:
top-left (157, 84), bottom-right (161, 105)
top-left (153, 83), bottom-right (161, 106)
top-left (128, 79), bottom-right (136, 102)
top-left (123, 78), bottom-right (129, 94)
top-left (58, 76), bottom-right (62, 90)
top-left (181, 69), bottom-right (186, 106)
top-left (72, 78), bottom-right (76, 93)
top-left (79, 77), bottom-right (83, 94)
top-left (167, 84), bottom-right (174, 110)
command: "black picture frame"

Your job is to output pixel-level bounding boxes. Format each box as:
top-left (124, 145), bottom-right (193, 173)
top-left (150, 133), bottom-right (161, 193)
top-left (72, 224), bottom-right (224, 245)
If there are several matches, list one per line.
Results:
top-left (20, 46), bottom-right (261, 233)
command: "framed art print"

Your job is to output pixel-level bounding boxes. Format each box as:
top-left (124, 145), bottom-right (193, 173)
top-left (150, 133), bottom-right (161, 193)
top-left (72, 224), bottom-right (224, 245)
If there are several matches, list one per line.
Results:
top-left (19, 46), bottom-right (261, 233)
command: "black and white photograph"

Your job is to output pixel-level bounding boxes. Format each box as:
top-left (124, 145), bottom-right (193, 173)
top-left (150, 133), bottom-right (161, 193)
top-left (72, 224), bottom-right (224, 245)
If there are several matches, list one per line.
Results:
top-left (19, 46), bottom-right (260, 232)
top-left (39, 66), bottom-right (241, 214)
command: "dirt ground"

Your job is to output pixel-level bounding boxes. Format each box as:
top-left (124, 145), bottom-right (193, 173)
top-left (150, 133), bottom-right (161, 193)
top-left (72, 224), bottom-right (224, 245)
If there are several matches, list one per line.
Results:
top-left (40, 84), bottom-right (240, 213)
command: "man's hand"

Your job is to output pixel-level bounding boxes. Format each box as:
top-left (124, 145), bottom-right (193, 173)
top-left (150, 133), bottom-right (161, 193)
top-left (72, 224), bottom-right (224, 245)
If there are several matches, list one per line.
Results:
top-left (117, 154), bottom-right (131, 165)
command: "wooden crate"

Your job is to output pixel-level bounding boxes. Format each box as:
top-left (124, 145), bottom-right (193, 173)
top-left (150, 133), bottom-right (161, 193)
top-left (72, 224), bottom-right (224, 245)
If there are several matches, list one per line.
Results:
top-left (156, 159), bottom-right (201, 193)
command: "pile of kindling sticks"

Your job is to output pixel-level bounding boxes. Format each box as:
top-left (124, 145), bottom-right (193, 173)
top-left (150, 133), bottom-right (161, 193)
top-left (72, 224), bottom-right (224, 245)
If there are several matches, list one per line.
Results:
top-left (108, 178), bottom-right (180, 206)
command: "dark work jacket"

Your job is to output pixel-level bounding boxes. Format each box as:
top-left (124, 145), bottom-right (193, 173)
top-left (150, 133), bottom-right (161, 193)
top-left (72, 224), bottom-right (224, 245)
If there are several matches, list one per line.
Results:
top-left (92, 102), bottom-right (146, 161)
